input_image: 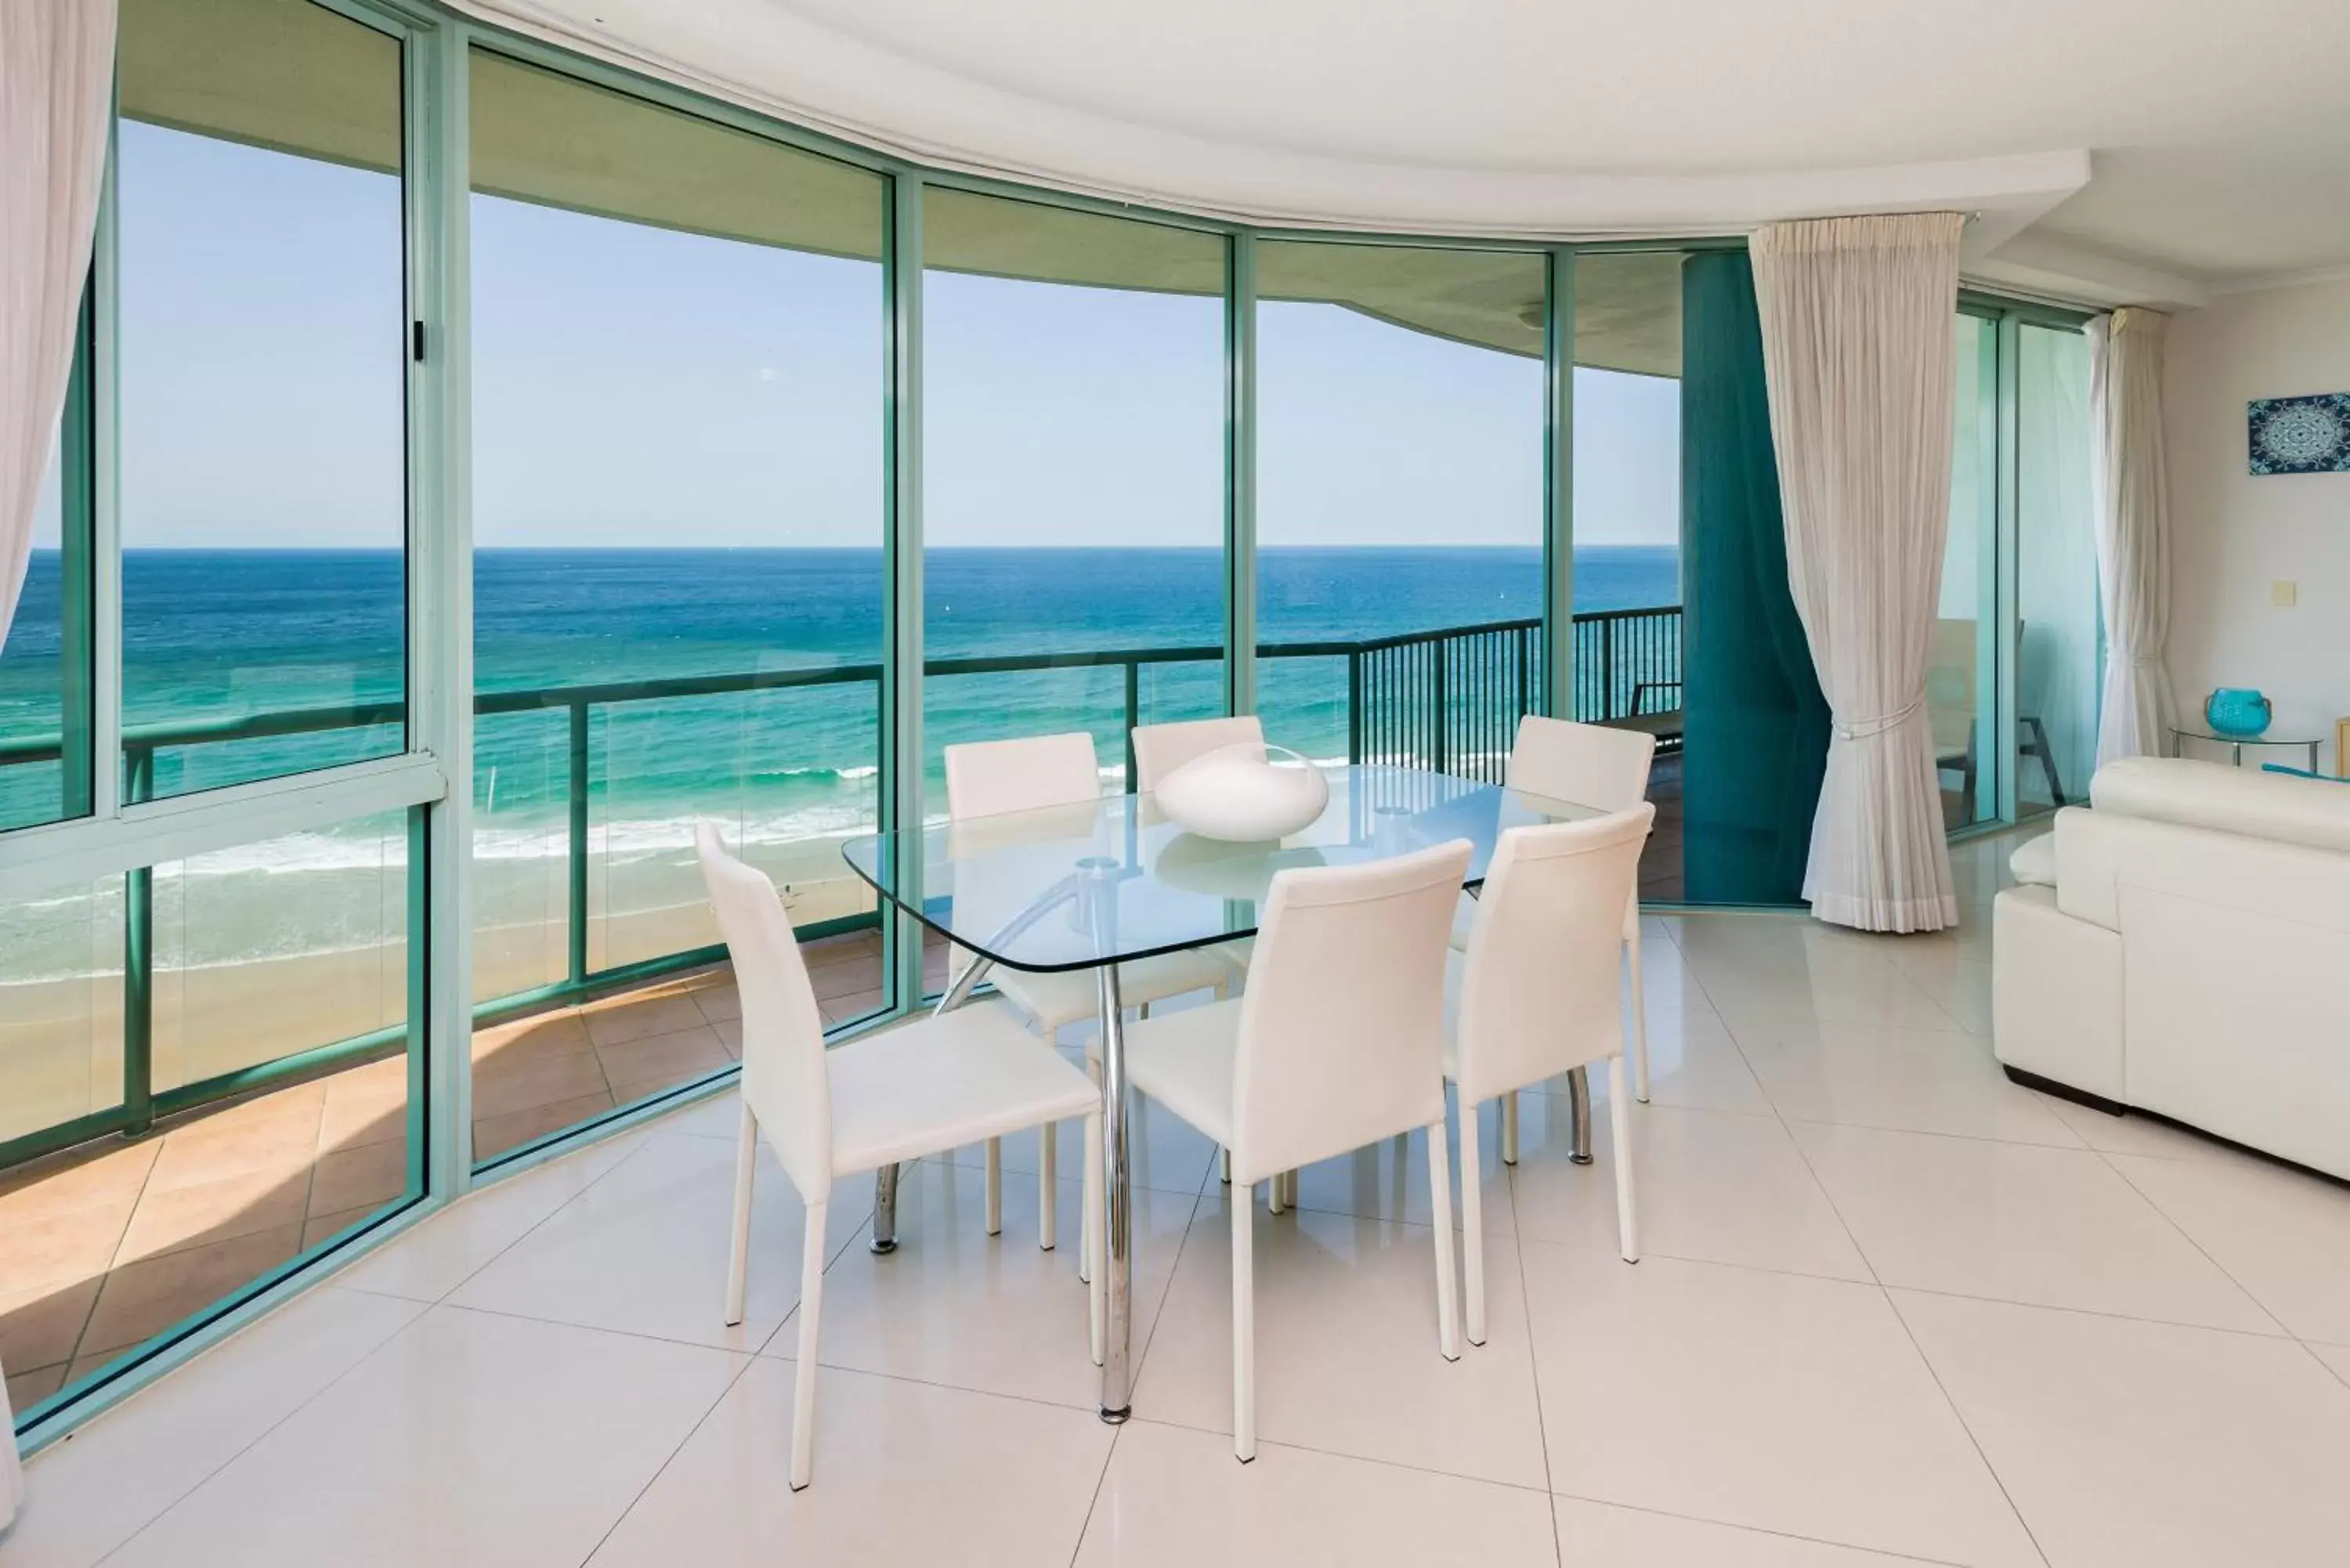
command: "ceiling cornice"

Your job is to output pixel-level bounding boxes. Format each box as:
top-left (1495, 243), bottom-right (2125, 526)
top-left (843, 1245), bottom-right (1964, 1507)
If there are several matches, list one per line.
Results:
top-left (451, 0), bottom-right (2089, 243)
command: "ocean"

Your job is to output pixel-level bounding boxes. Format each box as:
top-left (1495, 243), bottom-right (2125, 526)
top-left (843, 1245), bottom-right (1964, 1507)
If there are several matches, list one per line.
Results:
top-left (0, 546), bottom-right (1678, 985)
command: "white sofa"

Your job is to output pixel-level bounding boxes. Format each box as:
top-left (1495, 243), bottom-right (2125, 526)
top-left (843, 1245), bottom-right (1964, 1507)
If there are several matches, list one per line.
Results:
top-left (1993, 756), bottom-right (2350, 1180)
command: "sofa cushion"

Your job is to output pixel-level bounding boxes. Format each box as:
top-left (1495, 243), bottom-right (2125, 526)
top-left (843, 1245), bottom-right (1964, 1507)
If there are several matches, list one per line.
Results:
top-left (2008, 832), bottom-right (2056, 887)
top-left (2090, 756), bottom-right (2350, 856)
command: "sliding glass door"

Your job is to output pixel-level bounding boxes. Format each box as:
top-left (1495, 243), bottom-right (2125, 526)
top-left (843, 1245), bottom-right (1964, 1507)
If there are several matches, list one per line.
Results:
top-left (1943, 302), bottom-right (2101, 830)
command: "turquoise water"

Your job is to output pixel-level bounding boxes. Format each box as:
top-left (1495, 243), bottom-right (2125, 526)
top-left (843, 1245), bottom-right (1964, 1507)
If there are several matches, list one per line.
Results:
top-left (0, 545), bottom-right (1677, 979)
top-left (0, 543), bottom-right (1679, 846)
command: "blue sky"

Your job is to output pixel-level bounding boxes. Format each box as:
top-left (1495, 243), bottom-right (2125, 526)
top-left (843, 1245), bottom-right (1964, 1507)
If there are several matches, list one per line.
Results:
top-left (111, 121), bottom-right (1681, 552)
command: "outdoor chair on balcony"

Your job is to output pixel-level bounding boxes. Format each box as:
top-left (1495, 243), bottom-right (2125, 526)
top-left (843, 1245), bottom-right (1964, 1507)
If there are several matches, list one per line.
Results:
top-left (944, 732), bottom-right (1238, 1230)
top-left (1929, 618), bottom-right (2070, 822)
top-left (1446, 806), bottom-right (1654, 1345)
top-left (1124, 838), bottom-right (1469, 1462)
top-left (1452, 714), bottom-right (1657, 1158)
top-left (694, 824), bottom-right (1103, 1490)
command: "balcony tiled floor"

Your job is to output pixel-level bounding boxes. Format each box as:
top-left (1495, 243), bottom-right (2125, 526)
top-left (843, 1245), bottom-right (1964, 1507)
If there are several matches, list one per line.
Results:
top-left (15, 835), bottom-right (2350, 1566)
top-left (0, 930), bottom-right (921, 1421)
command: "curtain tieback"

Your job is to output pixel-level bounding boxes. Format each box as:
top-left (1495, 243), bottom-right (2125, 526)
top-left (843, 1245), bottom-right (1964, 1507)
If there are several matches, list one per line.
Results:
top-left (2124, 656), bottom-right (2166, 669)
top-left (1831, 695), bottom-right (1924, 742)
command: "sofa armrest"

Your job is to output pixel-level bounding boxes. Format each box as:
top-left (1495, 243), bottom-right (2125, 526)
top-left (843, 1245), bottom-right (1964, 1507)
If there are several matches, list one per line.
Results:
top-left (1993, 884), bottom-right (2124, 1101)
top-left (2052, 806), bottom-right (2120, 931)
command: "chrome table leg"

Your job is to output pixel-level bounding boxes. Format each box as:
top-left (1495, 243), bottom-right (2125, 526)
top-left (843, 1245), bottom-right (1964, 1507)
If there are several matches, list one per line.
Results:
top-left (1567, 1064), bottom-right (1594, 1165)
top-left (1097, 964), bottom-right (1133, 1422)
top-left (873, 951), bottom-right (996, 1254)
top-left (870, 1162), bottom-right (899, 1255)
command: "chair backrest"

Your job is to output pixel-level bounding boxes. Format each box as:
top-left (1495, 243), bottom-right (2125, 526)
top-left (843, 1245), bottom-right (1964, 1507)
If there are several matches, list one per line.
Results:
top-left (945, 732), bottom-right (1101, 822)
top-left (1228, 837), bottom-right (1471, 1182)
top-left (1130, 715), bottom-right (1266, 793)
top-left (1452, 805), bottom-right (1654, 1101)
top-left (1927, 619), bottom-right (1977, 753)
top-left (694, 823), bottom-right (833, 1201)
top-left (1507, 714), bottom-right (1654, 812)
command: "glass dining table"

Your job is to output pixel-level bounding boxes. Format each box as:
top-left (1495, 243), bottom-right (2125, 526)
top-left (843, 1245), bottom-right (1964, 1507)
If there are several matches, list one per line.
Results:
top-left (841, 762), bottom-right (1610, 1423)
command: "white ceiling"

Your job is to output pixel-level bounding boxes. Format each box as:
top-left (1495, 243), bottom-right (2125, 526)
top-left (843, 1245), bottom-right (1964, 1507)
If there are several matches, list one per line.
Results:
top-left (472, 0), bottom-right (2350, 305)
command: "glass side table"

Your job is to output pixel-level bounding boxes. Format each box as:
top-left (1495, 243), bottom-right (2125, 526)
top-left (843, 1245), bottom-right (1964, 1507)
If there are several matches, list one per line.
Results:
top-left (2168, 728), bottom-right (2323, 771)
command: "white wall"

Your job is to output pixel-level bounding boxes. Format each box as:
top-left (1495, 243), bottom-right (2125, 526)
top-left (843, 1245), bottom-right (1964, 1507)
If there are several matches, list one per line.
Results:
top-left (2165, 276), bottom-right (2350, 773)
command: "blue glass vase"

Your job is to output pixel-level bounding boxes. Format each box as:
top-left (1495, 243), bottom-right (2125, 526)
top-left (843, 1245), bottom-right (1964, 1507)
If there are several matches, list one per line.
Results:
top-left (2205, 688), bottom-right (2272, 739)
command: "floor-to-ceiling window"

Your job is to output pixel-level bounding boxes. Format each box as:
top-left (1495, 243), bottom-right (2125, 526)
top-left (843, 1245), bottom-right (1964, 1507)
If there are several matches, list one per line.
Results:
top-left (1574, 248), bottom-right (1827, 904)
top-left (920, 190), bottom-right (1227, 815)
top-left (468, 52), bottom-right (889, 1162)
top-left (2, 0), bottom-right (423, 1429)
top-left (1254, 241), bottom-right (1546, 775)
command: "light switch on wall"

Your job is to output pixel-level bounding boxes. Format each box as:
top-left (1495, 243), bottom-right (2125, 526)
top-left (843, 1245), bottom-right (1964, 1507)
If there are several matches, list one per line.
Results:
top-left (2272, 580), bottom-right (2298, 607)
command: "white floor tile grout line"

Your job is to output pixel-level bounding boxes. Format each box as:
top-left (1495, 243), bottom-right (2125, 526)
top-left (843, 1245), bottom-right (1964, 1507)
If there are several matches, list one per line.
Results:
top-left (74, 1129), bottom-right (669, 1566)
top-left (750, 1354), bottom-right (1162, 1426)
top-left (1094, 1411), bottom-right (1562, 1498)
top-left (748, 1197), bottom-right (880, 1359)
top-left (1549, 1488), bottom-right (1983, 1568)
top-left (1767, 1114), bottom-right (2090, 1154)
top-left (2089, 1138), bottom-right (2295, 1339)
top-left (1878, 1292), bottom-right (2055, 1568)
top-left (573, 1343), bottom-right (761, 1568)
top-left (1708, 918), bottom-right (2059, 1568)
top-left (1116, 1180), bottom-right (1213, 1400)
top-left (1504, 1226), bottom-right (2333, 1346)
top-left (90, 1292), bottom-right (428, 1567)
top-left (2305, 1341), bottom-right (2350, 1396)
top-left (1496, 1097), bottom-right (1568, 1568)
top-left (1065, 1418), bottom-right (1125, 1568)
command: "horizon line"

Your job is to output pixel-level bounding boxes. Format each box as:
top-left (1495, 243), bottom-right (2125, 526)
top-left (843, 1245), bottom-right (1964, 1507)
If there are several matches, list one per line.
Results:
top-left (36, 540), bottom-right (1679, 554)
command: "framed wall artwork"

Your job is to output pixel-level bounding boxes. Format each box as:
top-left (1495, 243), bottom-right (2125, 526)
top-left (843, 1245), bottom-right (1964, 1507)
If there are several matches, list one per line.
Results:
top-left (2248, 393), bottom-right (2350, 475)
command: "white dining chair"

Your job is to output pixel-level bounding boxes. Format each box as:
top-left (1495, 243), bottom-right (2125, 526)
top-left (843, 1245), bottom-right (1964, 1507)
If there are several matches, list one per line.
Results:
top-left (1131, 714), bottom-right (1265, 1158)
top-left (695, 824), bottom-right (1104, 1489)
top-left (1130, 714), bottom-right (1265, 792)
top-left (1124, 837), bottom-right (1471, 1462)
top-left (944, 732), bottom-right (1237, 1231)
top-left (1457, 714), bottom-right (1658, 1158)
top-left (1447, 804), bottom-right (1654, 1346)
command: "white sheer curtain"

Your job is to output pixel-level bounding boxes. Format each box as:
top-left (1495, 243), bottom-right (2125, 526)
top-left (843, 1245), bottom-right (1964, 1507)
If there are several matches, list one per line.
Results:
top-left (1751, 212), bottom-right (1964, 934)
top-left (2085, 309), bottom-right (2177, 766)
top-left (1, 0), bottom-right (117, 1516)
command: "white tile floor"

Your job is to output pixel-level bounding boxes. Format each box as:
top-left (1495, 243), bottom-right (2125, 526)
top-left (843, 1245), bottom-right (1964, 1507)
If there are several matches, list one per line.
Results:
top-left (13, 835), bottom-right (2350, 1567)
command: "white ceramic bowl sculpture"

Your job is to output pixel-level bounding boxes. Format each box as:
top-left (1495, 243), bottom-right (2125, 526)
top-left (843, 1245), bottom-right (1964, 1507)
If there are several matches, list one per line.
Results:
top-left (1154, 742), bottom-right (1330, 843)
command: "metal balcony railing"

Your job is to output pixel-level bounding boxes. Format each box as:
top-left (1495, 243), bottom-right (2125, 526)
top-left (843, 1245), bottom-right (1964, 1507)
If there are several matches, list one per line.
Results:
top-left (0, 604), bottom-right (1679, 1167)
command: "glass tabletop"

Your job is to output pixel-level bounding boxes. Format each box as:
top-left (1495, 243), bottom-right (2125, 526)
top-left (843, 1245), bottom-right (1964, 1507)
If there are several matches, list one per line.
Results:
top-left (840, 764), bottom-right (1609, 974)
top-left (2168, 728), bottom-right (2321, 746)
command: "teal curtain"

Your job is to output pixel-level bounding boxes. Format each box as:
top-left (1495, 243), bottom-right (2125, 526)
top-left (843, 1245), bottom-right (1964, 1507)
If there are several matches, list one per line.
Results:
top-left (1678, 252), bottom-right (1828, 904)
